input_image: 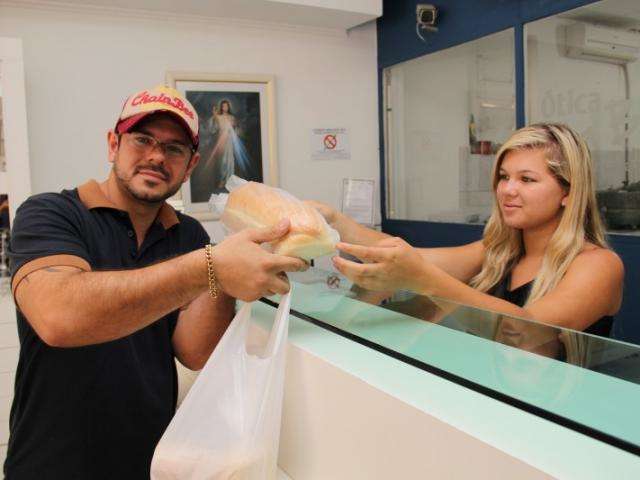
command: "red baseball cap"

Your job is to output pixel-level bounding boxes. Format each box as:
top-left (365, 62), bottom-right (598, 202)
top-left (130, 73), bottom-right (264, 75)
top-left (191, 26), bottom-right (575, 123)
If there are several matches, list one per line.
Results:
top-left (115, 85), bottom-right (199, 148)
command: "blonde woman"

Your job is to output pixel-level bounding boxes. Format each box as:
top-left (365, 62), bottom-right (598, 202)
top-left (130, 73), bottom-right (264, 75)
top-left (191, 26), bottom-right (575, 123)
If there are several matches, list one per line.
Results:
top-left (310, 123), bottom-right (623, 335)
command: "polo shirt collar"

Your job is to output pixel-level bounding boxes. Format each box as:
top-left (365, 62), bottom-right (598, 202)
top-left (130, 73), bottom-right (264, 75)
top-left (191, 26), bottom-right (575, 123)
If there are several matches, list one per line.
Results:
top-left (77, 180), bottom-right (180, 230)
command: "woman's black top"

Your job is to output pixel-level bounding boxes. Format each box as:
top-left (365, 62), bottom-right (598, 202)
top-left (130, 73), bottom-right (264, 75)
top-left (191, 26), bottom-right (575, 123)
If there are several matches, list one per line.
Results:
top-left (489, 272), bottom-right (613, 338)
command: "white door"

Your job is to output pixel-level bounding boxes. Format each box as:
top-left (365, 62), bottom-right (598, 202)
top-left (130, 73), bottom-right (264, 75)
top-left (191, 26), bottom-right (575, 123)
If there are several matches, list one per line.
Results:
top-left (0, 36), bottom-right (32, 464)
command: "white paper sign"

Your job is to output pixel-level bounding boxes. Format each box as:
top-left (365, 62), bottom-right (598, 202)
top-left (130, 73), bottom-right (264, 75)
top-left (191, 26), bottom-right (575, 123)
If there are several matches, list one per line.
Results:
top-left (311, 128), bottom-right (350, 161)
top-left (342, 178), bottom-right (375, 226)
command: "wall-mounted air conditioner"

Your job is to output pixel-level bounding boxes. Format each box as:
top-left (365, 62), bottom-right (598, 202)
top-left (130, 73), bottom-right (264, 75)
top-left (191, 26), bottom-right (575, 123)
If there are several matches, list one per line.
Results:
top-left (565, 23), bottom-right (640, 64)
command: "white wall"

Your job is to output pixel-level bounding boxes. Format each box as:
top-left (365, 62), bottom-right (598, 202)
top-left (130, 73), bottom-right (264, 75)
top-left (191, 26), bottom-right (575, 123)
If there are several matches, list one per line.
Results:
top-left (0, 2), bottom-right (380, 233)
top-left (0, 5), bottom-right (378, 467)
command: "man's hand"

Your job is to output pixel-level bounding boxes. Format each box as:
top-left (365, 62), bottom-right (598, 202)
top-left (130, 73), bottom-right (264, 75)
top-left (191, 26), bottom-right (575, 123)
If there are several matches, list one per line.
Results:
top-left (212, 219), bottom-right (308, 302)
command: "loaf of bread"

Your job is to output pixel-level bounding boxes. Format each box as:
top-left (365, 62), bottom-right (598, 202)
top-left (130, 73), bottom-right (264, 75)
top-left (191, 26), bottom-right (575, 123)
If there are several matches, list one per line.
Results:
top-left (221, 182), bottom-right (339, 261)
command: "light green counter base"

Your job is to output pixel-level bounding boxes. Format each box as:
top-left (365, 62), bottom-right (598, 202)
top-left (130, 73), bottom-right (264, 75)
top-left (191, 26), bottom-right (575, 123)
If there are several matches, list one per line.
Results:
top-left (251, 299), bottom-right (640, 479)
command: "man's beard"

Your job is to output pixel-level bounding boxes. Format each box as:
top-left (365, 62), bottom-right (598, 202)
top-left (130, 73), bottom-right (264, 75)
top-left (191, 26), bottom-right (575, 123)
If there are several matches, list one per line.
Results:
top-left (113, 155), bottom-right (183, 204)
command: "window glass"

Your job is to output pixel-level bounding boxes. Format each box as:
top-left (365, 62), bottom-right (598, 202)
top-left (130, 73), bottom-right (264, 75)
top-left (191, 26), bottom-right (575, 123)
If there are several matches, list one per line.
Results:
top-left (384, 29), bottom-right (515, 223)
top-left (526, 0), bottom-right (640, 233)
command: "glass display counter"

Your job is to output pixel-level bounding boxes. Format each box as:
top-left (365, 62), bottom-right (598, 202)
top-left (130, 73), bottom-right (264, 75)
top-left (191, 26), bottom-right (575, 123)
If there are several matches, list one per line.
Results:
top-left (254, 267), bottom-right (640, 478)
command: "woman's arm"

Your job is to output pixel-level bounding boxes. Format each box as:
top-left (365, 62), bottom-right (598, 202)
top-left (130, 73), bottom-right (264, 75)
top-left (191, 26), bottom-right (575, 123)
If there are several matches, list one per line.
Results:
top-left (334, 241), bottom-right (623, 331)
top-left (424, 248), bottom-right (623, 330)
top-left (306, 200), bottom-right (485, 282)
top-left (334, 239), bottom-right (529, 319)
top-left (524, 248), bottom-right (623, 330)
top-left (418, 241), bottom-right (485, 283)
top-left (305, 200), bottom-right (389, 246)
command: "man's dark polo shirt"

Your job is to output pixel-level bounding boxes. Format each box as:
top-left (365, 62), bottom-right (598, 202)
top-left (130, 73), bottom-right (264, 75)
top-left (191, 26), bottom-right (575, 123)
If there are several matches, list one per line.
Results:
top-left (5, 180), bottom-right (209, 479)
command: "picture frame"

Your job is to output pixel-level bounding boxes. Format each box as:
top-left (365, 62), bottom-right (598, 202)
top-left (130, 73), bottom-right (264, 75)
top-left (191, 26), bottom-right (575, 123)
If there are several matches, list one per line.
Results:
top-left (165, 71), bottom-right (278, 220)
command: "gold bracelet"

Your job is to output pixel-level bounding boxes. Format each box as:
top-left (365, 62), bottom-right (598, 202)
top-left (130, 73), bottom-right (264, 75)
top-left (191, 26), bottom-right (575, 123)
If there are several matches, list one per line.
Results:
top-left (204, 244), bottom-right (218, 299)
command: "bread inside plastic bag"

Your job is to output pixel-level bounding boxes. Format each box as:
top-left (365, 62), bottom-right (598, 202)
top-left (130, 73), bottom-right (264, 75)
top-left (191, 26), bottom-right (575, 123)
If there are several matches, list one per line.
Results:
top-left (219, 180), bottom-right (339, 261)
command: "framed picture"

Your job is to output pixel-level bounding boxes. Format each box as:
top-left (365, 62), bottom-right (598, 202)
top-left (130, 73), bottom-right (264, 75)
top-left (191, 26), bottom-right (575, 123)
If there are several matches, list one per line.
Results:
top-left (166, 72), bottom-right (278, 220)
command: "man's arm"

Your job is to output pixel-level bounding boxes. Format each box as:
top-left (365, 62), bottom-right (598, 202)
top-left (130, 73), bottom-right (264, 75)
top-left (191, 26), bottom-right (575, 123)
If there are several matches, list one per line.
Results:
top-left (15, 221), bottom-right (306, 348)
top-left (172, 292), bottom-right (235, 370)
top-left (15, 249), bottom-right (208, 347)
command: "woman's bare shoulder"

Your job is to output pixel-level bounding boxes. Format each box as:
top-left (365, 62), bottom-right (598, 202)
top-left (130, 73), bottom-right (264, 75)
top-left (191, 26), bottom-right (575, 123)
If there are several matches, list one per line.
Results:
top-left (572, 243), bottom-right (624, 277)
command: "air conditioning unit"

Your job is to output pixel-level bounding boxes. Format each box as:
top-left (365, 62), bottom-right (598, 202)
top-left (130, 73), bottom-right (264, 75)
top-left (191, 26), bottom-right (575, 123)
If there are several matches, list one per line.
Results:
top-left (565, 23), bottom-right (640, 64)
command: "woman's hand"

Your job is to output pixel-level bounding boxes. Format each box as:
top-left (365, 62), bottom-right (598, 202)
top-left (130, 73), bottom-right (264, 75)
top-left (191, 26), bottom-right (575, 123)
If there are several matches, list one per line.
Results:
top-left (304, 200), bottom-right (339, 226)
top-left (333, 237), bottom-right (432, 293)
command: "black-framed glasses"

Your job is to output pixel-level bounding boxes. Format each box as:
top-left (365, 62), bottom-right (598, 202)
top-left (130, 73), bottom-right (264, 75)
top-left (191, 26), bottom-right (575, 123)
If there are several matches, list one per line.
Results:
top-left (124, 132), bottom-right (195, 161)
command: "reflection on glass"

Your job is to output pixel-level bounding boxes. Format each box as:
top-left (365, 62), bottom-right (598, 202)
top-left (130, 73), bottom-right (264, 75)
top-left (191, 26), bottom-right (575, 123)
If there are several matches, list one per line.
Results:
top-left (384, 29), bottom-right (515, 223)
top-left (270, 267), bottom-right (640, 450)
top-left (526, 0), bottom-right (640, 232)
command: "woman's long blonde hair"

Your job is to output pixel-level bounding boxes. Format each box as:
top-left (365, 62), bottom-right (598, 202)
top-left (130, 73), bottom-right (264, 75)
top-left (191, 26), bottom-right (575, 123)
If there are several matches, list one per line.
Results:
top-left (470, 123), bottom-right (608, 304)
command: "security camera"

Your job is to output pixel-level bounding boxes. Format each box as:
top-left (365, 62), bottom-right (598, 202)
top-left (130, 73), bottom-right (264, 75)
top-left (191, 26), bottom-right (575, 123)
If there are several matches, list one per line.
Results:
top-left (417, 4), bottom-right (438, 27)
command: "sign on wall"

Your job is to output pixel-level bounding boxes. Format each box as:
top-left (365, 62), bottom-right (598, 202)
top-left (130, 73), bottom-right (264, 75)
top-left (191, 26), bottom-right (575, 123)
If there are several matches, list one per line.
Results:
top-left (341, 178), bottom-right (375, 226)
top-left (311, 128), bottom-right (350, 160)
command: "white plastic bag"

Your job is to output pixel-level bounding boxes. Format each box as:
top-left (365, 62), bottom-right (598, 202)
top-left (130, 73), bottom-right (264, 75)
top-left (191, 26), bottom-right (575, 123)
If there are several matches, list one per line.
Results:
top-left (150, 292), bottom-right (292, 480)
top-left (208, 175), bottom-right (246, 218)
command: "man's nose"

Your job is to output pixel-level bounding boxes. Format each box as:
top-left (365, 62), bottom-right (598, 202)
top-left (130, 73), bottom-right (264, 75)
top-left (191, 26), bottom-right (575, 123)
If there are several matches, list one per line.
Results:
top-left (147, 147), bottom-right (167, 165)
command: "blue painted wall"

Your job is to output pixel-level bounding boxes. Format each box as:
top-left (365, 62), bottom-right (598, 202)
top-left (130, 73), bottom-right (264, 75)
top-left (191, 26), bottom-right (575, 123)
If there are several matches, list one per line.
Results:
top-left (377, 0), bottom-right (640, 343)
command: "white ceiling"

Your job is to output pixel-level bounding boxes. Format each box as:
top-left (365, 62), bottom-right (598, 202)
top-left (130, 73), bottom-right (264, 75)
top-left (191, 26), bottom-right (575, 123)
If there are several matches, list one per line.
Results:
top-left (17, 0), bottom-right (381, 30)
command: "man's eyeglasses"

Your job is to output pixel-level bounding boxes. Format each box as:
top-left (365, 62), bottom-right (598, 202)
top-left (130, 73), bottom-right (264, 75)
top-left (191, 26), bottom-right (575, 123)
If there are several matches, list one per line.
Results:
top-left (124, 132), bottom-right (195, 161)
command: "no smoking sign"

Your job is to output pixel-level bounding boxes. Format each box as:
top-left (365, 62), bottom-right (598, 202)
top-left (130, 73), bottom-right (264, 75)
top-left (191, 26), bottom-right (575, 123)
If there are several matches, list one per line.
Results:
top-left (323, 134), bottom-right (338, 150)
top-left (311, 128), bottom-right (350, 160)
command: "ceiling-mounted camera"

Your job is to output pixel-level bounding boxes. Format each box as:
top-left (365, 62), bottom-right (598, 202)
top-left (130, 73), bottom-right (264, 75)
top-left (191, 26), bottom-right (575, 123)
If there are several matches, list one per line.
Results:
top-left (417, 4), bottom-right (438, 29)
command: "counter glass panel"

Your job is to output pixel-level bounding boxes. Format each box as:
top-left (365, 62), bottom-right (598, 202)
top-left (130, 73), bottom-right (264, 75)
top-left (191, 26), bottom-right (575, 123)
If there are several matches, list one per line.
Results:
top-left (265, 267), bottom-right (640, 455)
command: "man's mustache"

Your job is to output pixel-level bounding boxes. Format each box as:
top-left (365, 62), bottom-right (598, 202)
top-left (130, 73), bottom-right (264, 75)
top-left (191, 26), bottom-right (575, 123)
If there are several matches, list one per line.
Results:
top-left (136, 165), bottom-right (169, 180)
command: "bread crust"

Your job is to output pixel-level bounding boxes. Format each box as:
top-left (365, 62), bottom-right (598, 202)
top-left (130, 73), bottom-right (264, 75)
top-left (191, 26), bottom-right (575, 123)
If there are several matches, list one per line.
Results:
top-left (222, 182), bottom-right (339, 260)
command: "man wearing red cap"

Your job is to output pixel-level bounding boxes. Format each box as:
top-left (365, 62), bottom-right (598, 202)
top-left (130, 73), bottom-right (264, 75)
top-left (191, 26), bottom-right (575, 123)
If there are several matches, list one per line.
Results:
top-left (5, 86), bottom-right (305, 479)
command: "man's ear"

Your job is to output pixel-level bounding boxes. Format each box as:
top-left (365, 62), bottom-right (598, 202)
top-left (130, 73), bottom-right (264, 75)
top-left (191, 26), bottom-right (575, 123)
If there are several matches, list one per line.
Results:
top-left (107, 130), bottom-right (120, 164)
top-left (182, 152), bottom-right (201, 182)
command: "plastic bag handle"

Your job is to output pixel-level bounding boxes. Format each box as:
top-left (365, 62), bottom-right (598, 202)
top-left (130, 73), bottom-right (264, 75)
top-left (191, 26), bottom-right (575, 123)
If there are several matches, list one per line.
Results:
top-left (262, 291), bottom-right (291, 358)
top-left (234, 291), bottom-right (291, 360)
